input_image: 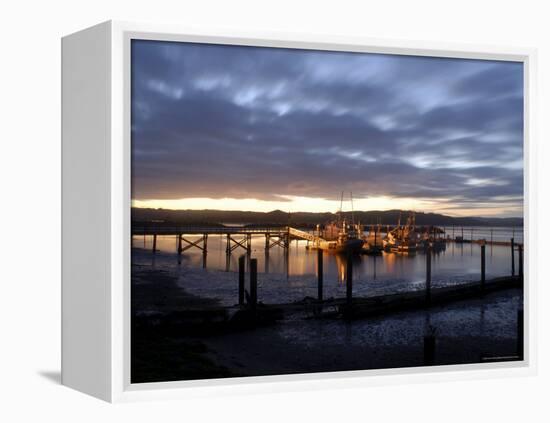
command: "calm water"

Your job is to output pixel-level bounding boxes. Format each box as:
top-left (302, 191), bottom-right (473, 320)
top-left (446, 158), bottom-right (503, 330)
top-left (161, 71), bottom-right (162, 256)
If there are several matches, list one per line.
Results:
top-left (132, 226), bottom-right (523, 306)
top-left (441, 226), bottom-right (523, 243)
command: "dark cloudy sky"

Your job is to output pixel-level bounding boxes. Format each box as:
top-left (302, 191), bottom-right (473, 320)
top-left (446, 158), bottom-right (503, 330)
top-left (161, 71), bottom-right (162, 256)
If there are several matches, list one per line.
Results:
top-left (131, 39), bottom-right (523, 217)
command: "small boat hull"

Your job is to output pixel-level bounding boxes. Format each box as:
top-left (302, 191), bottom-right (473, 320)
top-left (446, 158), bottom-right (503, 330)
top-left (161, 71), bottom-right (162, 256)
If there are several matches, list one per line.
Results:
top-left (384, 240), bottom-right (417, 254)
top-left (362, 243), bottom-right (383, 255)
top-left (334, 238), bottom-right (364, 254)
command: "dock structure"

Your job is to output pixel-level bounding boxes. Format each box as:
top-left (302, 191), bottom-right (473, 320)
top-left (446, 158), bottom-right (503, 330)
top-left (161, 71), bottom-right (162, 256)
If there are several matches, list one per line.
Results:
top-left (288, 227), bottom-right (327, 249)
top-left (133, 225), bottom-right (334, 256)
top-left (133, 225), bottom-right (292, 255)
top-left (443, 226), bottom-right (523, 247)
top-left (133, 224), bottom-right (523, 256)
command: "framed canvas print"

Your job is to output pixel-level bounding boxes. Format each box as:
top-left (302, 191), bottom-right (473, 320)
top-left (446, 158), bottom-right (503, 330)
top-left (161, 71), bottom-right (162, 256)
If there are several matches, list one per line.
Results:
top-left (61, 21), bottom-right (537, 402)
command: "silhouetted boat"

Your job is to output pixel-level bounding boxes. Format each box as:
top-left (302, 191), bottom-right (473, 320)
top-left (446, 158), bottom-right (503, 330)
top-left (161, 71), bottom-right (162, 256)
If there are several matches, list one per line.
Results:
top-left (418, 225), bottom-right (447, 250)
top-left (362, 224), bottom-right (384, 255)
top-left (322, 220), bottom-right (364, 253)
top-left (383, 212), bottom-right (420, 253)
top-left (320, 192), bottom-right (364, 254)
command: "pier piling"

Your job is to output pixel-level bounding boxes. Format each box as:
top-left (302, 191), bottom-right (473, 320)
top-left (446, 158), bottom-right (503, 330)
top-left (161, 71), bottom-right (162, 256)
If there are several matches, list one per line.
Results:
top-left (177, 234), bottom-right (182, 255)
top-left (481, 244), bottom-right (486, 293)
top-left (511, 238), bottom-right (515, 276)
top-left (426, 245), bottom-right (432, 304)
top-left (317, 249), bottom-right (323, 302)
top-left (250, 258), bottom-right (258, 310)
top-left (346, 254), bottom-right (353, 307)
top-left (238, 255), bottom-right (245, 306)
top-left (152, 233), bottom-right (157, 253)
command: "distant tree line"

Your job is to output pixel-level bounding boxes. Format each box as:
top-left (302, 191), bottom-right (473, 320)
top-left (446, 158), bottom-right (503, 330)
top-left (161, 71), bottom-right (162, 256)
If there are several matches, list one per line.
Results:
top-left (132, 207), bottom-right (523, 228)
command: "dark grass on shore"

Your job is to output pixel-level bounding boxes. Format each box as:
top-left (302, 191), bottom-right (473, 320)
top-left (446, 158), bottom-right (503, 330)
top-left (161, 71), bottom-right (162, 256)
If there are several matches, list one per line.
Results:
top-left (131, 332), bottom-right (237, 383)
top-left (131, 265), bottom-right (237, 383)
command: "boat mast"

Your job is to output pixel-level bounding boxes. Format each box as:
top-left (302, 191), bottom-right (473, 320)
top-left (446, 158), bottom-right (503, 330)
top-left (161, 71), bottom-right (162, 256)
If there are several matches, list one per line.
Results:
top-left (338, 191), bottom-right (344, 228)
top-left (350, 191), bottom-right (355, 226)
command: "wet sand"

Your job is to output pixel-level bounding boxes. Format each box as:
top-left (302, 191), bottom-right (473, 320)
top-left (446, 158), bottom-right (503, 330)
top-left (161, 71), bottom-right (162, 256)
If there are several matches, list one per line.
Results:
top-left (131, 261), bottom-right (523, 383)
top-left (202, 291), bottom-right (521, 377)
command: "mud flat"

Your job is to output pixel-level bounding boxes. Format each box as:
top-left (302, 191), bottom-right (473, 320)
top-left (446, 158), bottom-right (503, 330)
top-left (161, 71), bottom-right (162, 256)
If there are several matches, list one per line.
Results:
top-left (200, 289), bottom-right (522, 377)
top-left (131, 260), bottom-right (523, 383)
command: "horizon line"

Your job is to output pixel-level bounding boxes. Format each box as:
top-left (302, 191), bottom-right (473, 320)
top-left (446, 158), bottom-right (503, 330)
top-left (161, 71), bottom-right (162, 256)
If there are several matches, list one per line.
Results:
top-left (131, 205), bottom-right (523, 220)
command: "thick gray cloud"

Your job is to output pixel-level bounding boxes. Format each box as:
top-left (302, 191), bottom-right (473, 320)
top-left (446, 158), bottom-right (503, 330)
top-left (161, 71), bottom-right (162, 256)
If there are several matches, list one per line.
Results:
top-left (131, 40), bottom-right (524, 215)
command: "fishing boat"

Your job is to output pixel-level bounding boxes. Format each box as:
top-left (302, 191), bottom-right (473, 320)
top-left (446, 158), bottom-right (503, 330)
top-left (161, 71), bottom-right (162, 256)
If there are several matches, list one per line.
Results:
top-left (320, 192), bottom-right (364, 254)
top-left (362, 224), bottom-right (384, 255)
top-left (383, 212), bottom-right (420, 253)
top-left (418, 225), bottom-right (447, 251)
top-left (321, 220), bottom-right (364, 253)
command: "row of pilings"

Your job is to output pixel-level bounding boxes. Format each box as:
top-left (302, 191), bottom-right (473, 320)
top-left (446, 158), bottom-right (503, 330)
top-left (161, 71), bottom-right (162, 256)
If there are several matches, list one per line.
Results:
top-left (236, 238), bottom-right (523, 308)
top-left (236, 238), bottom-right (524, 365)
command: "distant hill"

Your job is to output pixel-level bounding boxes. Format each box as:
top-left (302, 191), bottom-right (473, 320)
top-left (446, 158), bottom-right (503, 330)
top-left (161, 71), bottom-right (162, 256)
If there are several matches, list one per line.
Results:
top-left (132, 207), bottom-right (523, 228)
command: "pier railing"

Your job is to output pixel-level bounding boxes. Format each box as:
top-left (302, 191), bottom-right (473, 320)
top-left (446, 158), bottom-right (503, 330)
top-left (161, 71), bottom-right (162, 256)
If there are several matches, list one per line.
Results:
top-left (288, 227), bottom-right (325, 243)
top-left (132, 225), bottom-right (289, 235)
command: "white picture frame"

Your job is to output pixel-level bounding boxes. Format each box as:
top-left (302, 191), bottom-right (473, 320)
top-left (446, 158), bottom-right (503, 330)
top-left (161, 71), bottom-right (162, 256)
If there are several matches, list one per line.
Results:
top-left (61, 20), bottom-right (537, 403)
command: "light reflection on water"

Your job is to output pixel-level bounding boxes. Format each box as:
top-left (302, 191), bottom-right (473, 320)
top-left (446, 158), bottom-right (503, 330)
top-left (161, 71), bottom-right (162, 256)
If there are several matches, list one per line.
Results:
top-left (132, 227), bottom-right (523, 305)
top-left (133, 233), bottom-right (519, 282)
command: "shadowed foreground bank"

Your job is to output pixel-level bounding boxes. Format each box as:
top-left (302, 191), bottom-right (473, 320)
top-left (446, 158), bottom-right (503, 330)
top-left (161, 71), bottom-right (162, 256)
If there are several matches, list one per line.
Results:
top-left (131, 265), bottom-right (523, 384)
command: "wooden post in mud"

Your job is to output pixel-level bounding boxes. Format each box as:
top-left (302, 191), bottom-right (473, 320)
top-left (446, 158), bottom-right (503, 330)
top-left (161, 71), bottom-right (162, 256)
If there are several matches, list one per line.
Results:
top-left (518, 244), bottom-right (524, 278)
top-left (480, 244), bottom-right (486, 293)
top-left (424, 335), bottom-right (436, 365)
top-left (317, 249), bottom-right (323, 302)
top-left (426, 244), bottom-right (432, 304)
top-left (346, 254), bottom-right (353, 306)
top-left (250, 258), bottom-right (258, 310)
top-left (238, 255), bottom-right (245, 306)
top-left (517, 309), bottom-right (524, 360)
top-left (152, 232), bottom-right (157, 253)
top-left (511, 238), bottom-right (515, 276)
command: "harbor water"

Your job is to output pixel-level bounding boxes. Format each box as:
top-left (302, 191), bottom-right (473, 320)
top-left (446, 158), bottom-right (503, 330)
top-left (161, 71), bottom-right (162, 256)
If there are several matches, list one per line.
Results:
top-left (132, 226), bottom-right (523, 307)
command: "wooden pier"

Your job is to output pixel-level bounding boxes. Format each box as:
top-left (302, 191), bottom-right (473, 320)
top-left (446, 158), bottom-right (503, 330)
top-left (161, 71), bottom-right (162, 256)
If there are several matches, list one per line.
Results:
top-left (133, 225), bottom-right (293, 255)
top-left (133, 224), bottom-right (524, 257)
top-left (132, 225), bottom-right (334, 255)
